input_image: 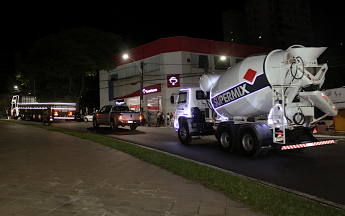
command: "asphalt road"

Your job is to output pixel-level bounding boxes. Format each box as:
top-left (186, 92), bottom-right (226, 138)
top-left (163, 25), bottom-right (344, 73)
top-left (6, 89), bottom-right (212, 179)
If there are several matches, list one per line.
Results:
top-left (25, 120), bottom-right (345, 206)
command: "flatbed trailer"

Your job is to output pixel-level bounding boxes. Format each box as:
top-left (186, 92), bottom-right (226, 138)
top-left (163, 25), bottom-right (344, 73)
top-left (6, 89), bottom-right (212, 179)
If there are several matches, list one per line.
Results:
top-left (11, 95), bottom-right (76, 122)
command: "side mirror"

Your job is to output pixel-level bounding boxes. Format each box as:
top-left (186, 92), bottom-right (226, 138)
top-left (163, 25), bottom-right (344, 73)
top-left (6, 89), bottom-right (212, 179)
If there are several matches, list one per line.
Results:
top-left (170, 95), bottom-right (175, 104)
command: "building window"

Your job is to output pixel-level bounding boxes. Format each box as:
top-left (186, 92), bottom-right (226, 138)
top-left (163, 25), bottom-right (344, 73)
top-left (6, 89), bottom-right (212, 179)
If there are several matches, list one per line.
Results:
top-left (199, 55), bottom-right (209, 69)
top-left (191, 53), bottom-right (209, 69)
top-left (145, 55), bottom-right (160, 73)
top-left (111, 74), bottom-right (118, 81)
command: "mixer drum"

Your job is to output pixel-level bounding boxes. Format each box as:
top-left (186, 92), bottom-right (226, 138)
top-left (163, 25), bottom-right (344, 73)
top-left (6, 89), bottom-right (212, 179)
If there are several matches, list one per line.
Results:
top-left (210, 54), bottom-right (274, 119)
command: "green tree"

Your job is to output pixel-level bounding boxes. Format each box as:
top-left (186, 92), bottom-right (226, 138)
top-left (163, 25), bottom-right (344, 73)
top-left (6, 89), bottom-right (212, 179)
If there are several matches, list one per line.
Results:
top-left (21, 26), bottom-right (123, 109)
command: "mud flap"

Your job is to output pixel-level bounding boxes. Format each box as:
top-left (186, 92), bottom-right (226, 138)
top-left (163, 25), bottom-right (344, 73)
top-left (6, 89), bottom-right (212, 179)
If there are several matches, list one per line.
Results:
top-left (285, 126), bottom-right (317, 144)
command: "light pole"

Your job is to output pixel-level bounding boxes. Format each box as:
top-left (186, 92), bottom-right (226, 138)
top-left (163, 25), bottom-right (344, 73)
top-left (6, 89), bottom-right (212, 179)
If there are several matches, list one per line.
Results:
top-left (123, 54), bottom-right (144, 112)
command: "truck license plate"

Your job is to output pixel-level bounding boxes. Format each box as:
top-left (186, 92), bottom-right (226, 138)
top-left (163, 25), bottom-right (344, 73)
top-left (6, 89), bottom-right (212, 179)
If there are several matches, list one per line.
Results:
top-left (128, 121), bottom-right (133, 123)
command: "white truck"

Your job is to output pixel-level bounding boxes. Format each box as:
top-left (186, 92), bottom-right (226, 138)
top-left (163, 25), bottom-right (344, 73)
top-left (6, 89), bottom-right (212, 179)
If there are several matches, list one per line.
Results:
top-left (173, 45), bottom-right (338, 157)
top-left (11, 95), bottom-right (76, 124)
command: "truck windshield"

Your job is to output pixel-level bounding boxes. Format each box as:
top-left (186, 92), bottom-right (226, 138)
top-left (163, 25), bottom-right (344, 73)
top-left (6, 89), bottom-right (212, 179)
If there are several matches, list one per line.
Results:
top-left (178, 92), bottom-right (187, 104)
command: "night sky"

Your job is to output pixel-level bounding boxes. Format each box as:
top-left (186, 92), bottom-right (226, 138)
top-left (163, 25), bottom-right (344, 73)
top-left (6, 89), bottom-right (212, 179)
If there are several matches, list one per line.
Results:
top-left (1, 1), bottom-right (344, 95)
top-left (5, 2), bottom-right (344, 53)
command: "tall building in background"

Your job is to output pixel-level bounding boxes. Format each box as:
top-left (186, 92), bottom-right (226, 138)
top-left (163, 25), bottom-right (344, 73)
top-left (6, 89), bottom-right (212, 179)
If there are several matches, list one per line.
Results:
top-left (223, 0), bottom-right (313, 49)
top-left (222, 9), bottom-right (248, 45)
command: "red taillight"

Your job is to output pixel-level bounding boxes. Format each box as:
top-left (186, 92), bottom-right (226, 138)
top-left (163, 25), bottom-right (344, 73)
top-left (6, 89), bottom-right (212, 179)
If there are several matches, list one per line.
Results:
top-left (139, 115), bottom-right (143, 121)
top-left (95, 113), bottom-right (99, 117)
top-left (313, 127), bottom-right (317, 133)
top-left (69, 112), bottom-right (72, 115)
top-left (118, 115), bottom-right (123, 120)
top-left (54, 111), bottom-right (58, 115)
top-left (277, 131), bottom-right (283, 138)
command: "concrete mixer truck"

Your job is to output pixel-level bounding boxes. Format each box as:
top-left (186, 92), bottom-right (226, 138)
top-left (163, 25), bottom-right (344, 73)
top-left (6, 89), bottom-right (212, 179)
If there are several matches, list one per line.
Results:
top-left (173, 45), bottom-right (338, 157)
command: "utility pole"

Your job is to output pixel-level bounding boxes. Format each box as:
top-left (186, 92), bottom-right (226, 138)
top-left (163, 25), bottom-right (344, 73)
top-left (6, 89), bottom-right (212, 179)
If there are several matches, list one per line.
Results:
top-left (140, 61), bottom-right (144, 112)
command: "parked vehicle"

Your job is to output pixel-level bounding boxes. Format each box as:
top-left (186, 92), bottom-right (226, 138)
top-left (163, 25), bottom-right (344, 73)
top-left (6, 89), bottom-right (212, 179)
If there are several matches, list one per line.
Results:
top-left (84, 112), bottom-right (95, 122)
top-left (11, 95), bottom-right (76, 123)
top-left (93, 100), bottom-right (142, 130)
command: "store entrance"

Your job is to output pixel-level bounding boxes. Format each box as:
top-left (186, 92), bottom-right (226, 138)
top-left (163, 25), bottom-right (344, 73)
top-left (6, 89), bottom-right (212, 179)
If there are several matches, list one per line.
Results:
top-left (126, 97), bottom-right (140, 112)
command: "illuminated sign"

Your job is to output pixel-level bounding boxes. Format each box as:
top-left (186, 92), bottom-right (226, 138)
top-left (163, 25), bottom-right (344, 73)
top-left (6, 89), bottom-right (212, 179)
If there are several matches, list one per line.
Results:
top-left (169, 77), bottom-right (178, 85)
top-left (167, 74), bottom-right (180, 88)
top-left (142, 88), bottom-right (158, 94)
top-left (115, 99), bottom-right (125, 105)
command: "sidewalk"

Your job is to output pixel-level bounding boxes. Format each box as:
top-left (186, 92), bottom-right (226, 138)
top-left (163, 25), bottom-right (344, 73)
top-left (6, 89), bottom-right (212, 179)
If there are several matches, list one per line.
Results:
top-left (0, 121), bottom-right (266, 216)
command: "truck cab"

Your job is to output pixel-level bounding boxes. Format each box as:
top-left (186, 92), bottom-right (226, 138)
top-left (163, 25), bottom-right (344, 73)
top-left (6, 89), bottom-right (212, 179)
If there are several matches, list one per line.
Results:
top-left (172, 87), bottom-right (218, 131)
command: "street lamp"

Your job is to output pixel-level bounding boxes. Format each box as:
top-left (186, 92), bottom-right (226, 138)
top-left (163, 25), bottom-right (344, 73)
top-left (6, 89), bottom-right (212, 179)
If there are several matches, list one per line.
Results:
top-left (213, 56), bottom-right (227, 71)
top-left (123, 54), bottom-right (144, 112)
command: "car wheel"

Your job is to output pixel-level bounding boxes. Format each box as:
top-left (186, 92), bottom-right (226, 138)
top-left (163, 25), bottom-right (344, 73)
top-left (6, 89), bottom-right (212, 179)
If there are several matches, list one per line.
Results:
top-left (84, 118), bottom-right (88, 123)
top-left (110, 120), bottom-right (118, 131)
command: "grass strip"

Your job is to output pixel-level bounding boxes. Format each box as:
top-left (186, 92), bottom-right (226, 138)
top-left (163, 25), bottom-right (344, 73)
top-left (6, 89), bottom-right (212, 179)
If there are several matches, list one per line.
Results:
top-left (3, 120), bottom-right (345, 216)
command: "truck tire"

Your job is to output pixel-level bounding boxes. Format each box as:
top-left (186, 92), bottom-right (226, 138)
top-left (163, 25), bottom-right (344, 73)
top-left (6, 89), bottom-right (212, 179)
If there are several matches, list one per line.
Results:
top-left (219, 128), bottom-right (237, 152)
top-left (130, 124), bottom-right (137, 130)
top-left (110, 119), bottom-right (118, 131)
top-left (93, 118), bottom-right (99, 128)
top-left (178, 122), bottom-right (192, 145)
top-left (239, 129), bottom-right (259, 157)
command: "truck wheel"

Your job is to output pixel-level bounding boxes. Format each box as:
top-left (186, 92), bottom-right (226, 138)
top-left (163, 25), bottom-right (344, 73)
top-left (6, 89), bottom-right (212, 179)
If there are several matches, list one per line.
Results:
top-left (130, 124), bottom-right (137, 130)
top-left (219, 128), bottom-right (237, 152)
top-left (178, 123), bottom-right (192, 145)
top-left (239, 129), bottom-right (259, 157)
top-left (93, 118), bottom-right (99, 128)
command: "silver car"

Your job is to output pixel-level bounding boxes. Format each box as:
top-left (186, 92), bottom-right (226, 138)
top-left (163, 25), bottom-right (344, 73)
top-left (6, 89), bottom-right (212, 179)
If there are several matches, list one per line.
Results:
top-left (84, 112), bottom-right (95, 122)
